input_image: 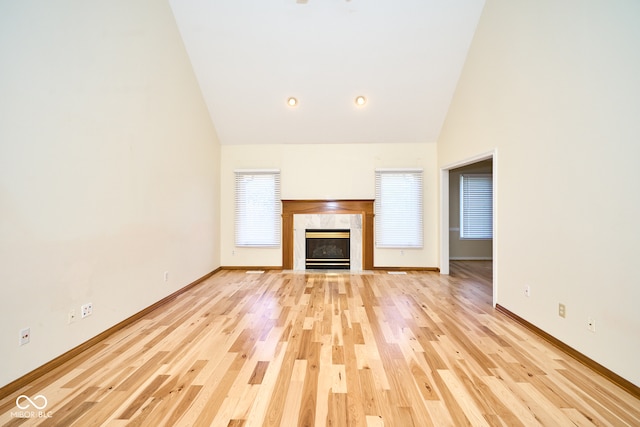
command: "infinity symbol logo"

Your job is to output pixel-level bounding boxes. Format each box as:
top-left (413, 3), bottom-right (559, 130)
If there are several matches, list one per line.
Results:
top-left (16, 395), bottom-right (48, 410)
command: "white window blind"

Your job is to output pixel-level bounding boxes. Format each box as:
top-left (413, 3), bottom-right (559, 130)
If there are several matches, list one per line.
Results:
top-left (460, 174), bottom-right (493, 239)
top-left (375, 169), bottom-right (423, 248)
top-left (235, 170), bottom-right (281, 247)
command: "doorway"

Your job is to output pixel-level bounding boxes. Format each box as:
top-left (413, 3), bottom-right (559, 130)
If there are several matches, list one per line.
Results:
top-left (440, 150), bottom-right (497, 306)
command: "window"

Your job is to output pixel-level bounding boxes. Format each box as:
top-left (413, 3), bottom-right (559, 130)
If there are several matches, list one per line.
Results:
top-left (375, 169), bottom-right (423, 248)
top-left (460, 174), bottom-right (493, 239)
top-left (235, 170), bottom-right (281, 247)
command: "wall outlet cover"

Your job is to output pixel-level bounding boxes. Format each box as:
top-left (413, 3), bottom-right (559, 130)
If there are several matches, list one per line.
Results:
top-left (558, 303), bottom-right (566, 318)
top-left (19, 327), bottom-right (30, 346)
top-left (81, 303), bottom-right (93, 318)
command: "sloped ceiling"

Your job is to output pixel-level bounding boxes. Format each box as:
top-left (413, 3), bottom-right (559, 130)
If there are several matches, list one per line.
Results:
top-left (169, 0), bottom-right (485, 145)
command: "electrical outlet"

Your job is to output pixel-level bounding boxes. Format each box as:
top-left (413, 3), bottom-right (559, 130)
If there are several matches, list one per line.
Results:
top-left (558, 303), bottom-right (566, 318)
top-left (525, 285), bottom-right (531, 297)
top-left (164, 271), bottom-right (169, 282)
top-left (19, 327), bottom-right (30, 346)
top-left (68, 309), bottom-right (77, 324)
top-left (587, 317), bottom-right (596, 333)
top-left (81, 303), bottom-right (93, 319)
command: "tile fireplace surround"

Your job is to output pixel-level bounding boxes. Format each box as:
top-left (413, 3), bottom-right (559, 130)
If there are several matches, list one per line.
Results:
top-left (294, 214), bottom-right (362, 270)
top-left (281, 200), bottom-right (374, 270)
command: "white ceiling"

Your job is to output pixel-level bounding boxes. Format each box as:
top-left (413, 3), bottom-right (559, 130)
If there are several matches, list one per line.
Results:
top-left (169, 0), bottom-right (485, 145)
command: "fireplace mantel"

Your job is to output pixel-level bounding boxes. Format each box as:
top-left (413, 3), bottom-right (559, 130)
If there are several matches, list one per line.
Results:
top-left (282, 200), bottom-right (374, 270)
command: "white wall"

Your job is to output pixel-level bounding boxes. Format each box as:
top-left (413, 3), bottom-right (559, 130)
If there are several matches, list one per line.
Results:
top-left (438, 0), bottom-right (640, 386)
top-left (220, 143), bottom-right (438, 268)
top-left (0, 0), bottom-right (221, 387)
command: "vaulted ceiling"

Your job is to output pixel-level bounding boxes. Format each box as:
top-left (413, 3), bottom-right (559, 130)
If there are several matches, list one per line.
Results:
top-left (169, 0), bottom-right (485, 145)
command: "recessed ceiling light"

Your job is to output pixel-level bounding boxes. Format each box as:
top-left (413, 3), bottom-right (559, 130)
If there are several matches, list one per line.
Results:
top-left (287, 97), bottom-right (298, 107)
top-left (355, 96), bottom-right (366, 106)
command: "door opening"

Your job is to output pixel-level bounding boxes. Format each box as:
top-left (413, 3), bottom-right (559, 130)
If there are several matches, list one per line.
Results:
top-left (440, 150), bottom-right (497, 306)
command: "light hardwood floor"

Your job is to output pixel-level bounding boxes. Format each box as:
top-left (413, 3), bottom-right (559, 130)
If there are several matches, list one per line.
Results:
top-left (1, 261), bottom-right (638, 426)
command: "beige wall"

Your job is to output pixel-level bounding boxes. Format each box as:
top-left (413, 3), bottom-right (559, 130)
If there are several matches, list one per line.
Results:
top-left (438, 0), bottom-right (640, 385)
top-left (0, 0), bottom-right (221, 387)
top-left (220, 143), bottom-right (438, 268)
top-left (449, 160), bottom-right (493, 259)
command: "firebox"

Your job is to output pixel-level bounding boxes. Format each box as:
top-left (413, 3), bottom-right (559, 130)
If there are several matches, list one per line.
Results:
top-left (305, 229), bottom-right (350, 269)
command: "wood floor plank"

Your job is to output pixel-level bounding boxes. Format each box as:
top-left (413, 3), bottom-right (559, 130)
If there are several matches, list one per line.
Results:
top-left (1, 262), bottom-right (638, 426)
top-left (340, 313), bottom-right (367, 426)
top-left (482, 375), bottom-right (543, 426)
top-left (278, 359), bottom-right (306, 427)
top-left (117, 374), bottom-right (169, 419)
top-left (326, 392), bottom-right (348, 427)
top-left (358, 367), bottom-right (381, 417)
top-left (149, 384), bottom-right (203, 427)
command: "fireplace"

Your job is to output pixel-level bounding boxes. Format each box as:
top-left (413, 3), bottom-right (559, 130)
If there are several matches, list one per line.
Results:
top-left (282, 200), bottom-right (374, 270)
top-left (305, 229), bottom-right (350, 269)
